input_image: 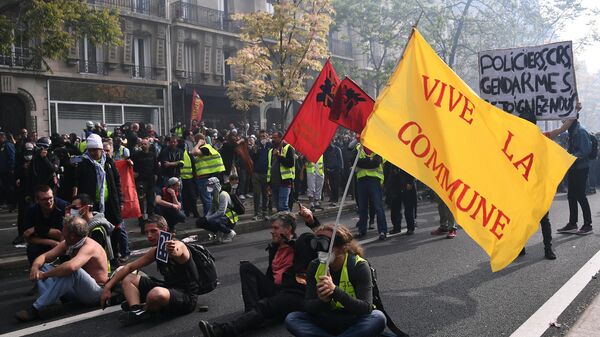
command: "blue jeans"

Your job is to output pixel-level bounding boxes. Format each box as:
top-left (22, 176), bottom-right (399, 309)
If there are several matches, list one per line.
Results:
top-left (285, 310), bottom-right (386, 337)
top-left (111, 222), bottom-right (130, 257)
top-left (33, 264), bottom-right (103, 310)
top-left (195, 178), bottom-right (212, 215)
top-left (196, 216), bottom-right (233, 234)
top-left (272, 185), bottom-right (291, 211)
top-left (356, 177), bottom-right (388, 235)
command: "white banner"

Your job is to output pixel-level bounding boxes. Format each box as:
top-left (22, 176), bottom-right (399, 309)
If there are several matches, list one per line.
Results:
top-left (478, 41), bottom-right (577, 121)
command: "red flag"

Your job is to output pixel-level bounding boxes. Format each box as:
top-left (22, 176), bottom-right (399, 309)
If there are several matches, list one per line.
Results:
top-left (114, 160), bottom-right (142, 219)
top-left (329, 77), bottom-right (374, 134)
top-left (283, 59), bottom-right (340, 162)
top-left (190, 90), bottom-right (204, 124)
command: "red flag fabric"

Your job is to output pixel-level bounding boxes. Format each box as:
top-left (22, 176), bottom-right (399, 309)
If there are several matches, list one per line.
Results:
top-left (190, 90), bottom-right (204, 124)
top-left (283, 59), bottom-right (340, 162)
top-left (329, 77), bottom-right (375, 134)
top-left (115, 160), bottom-right (142, 219)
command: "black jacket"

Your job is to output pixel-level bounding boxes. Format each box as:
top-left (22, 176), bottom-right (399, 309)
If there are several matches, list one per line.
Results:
top-left (383, 161), bottom-right (416, 198)
top-left (75, 157), bottom-right (123, 225)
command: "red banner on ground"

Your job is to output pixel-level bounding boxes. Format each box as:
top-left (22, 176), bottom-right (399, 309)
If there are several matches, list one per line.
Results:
top-left (330, 77), bottom-right (374, 134)
top-left (115, 160), bottom-right (141, 219)
top-left (283, 59), bottom-right (340, 162)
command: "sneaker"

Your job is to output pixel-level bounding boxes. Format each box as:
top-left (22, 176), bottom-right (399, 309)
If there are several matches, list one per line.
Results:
top-left (355, 231), bottom-right (367, 239)
top-left (314, 203), bottom-right (324, 210)
top-left (446, 229), bottom-right (457, 239)
top-left (430, 227), bottom-right (449, 235)
top-left (389, 228), bottom-right (402, 235)
top-left (245, 194), bottom-right (253, 198)
top-left (15, 306), bottom-right (40, 322)
top-left (544, 247), bottom-right (557, 260)
top-left (378, 233), bottom-right (386, 241)
top-left (12, 235), bottom-right (24, 245)
top-left (330, 202), bottom-right (338, 207)
top-left (406, 229), bottom-right (415, 235)
top-left (239, 195), bottom-right (246, 200)
top-left (199, 320), bottom-right (222, 337)
top-left (576, 226), bottom-right (593, 235)
top-left (118, 308), bottom-right (151, 326)
top-left (118, 255), bottom-right (130, 265)
top-left (221, 230), bottom-right (236, 243)
top-left (368, 223), bottom-right (375, 230)
top-left (557, 223), bottom-right (578, 234)
top-left (251, 215), bottom-right (262, 221)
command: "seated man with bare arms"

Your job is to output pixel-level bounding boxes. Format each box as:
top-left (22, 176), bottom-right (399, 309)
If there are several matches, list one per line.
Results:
top-left (15, 216), bottom-right (109, 322)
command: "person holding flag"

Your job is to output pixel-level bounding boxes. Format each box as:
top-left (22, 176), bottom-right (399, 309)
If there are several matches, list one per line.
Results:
top-left (267, 131), bottom-right (296, 212)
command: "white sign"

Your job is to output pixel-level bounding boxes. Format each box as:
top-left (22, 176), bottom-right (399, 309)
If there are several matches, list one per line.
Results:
top-left (478, 41), bottom-right (577, 120)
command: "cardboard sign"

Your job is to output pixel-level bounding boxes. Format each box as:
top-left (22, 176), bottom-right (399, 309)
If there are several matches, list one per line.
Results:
top-left (156, 231), bottom-right (172, 263)
top-left (478, 41), bottom-right (577, 120)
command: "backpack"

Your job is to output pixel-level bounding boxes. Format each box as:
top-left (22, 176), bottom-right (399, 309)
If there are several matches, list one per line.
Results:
top-left (186, 243), bottom-right (218, 295)
top-left (588, 132), bottom-right (598, 160)
top-left (229, 193), bottom-right (246, 215)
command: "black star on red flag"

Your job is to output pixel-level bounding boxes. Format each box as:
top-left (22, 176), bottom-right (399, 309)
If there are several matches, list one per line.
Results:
top-left (329, 77), bottom-right (375, 134)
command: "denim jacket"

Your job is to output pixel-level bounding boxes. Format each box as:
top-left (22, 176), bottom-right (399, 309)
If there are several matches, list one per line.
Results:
top-left (568, 121), bottom-right (591, 169)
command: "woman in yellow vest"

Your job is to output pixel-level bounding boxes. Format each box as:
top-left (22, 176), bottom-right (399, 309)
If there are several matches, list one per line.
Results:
top-left (196, 177), bottom-right (238, 243)
top-left (285, 224), bottom-right (386, 337)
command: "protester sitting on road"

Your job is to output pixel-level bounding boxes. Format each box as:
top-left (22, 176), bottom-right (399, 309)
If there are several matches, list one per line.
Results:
top-left (285, 224), bottom-right (386, 337)
top-left (15, 216), bottom-right (109, 322)
top-left (196, 177), bottom-right (238, 243)
top-left (198, 208), bottom-right (319, 337)
top-left (100, 215), bottom-right (200, 326)
top-left (155, 177), bottom-right (186, 233)
top-left (70, 194), bottom-right (115, 266)
top-left (23, 185), bottom-right (68, 265)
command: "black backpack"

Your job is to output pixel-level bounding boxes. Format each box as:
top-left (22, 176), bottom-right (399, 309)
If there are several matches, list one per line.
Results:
top-left (588, 132), bottom-right (598, 160)
top-left (229, 193), bottom-right (246, 215)
top-left (186, 243), bottom-right (218, 295)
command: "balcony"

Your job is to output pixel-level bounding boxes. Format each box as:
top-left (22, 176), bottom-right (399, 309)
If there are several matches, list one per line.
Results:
top-left (181, 71), bottom-right (203, 84)
top-left (131, 65), bottom-right (165, 80)
top-left (87, 0), bottom-right (166, 18)
top-left (171, 1), bottom-right (240, 33)
top-left (0, 48), bottom-right (41, 70)
top-left (78, 60), bottom-right (109, 75)
top-left (329, 39), bottom-right (353, 58)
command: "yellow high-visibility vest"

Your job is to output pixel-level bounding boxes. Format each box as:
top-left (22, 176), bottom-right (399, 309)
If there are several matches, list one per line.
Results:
top-left (267, 144), bottom-right (295, 183)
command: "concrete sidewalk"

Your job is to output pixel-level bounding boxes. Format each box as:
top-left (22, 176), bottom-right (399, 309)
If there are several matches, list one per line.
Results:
top-left (565, 275), bottom-right (600, 337)
top-left (0, 195), bottom-right (355, 270)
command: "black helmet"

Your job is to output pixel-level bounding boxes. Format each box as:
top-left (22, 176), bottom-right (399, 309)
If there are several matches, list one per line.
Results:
top-left (36, 137), bottom-right (52, 149)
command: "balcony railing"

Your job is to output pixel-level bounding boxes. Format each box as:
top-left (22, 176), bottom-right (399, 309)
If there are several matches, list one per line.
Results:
top-left (171, 1), bottom-right (240, 33)
top-left (88, 0), bottom-right (166, 18)
top-left (131, 65), bottom-right (166, 80)
top-left (78, 60), bottom-right (109, 75)
top-left (0, 47), bottom-right (38, 68)
top-left (329, 39), bottom-right (353, 58)
top-left (182, 71), bottom-right (203, 84)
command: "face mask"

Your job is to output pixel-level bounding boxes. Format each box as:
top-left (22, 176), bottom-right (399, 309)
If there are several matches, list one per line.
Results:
top-left (24, 155), bottom-right (33, 161)
top-left (231, 184), bottom-right (239, 189)
top-left (207, 186), bottom-right (214, 193)
top-left (260, 139), bottom-right (267, 145)
top-left (69, 208), bottom-right (81, 217)
top-left (317, 251), bottom-right (334, 264)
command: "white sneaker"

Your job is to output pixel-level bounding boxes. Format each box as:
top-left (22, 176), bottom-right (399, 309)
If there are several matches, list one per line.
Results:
top-left (246, 194), bottom-right (253, 198)
top-left (221, 230), bottom-right (236, 243)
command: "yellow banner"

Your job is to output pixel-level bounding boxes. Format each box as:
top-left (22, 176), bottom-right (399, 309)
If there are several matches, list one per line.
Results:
top-left (361, 29), bottom-right (575, 271)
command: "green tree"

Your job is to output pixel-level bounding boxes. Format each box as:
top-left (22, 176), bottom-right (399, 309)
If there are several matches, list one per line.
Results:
top-left (0, 0), bottom-right (122, 71)
top-left (226, 0), bottom-right (334, 126)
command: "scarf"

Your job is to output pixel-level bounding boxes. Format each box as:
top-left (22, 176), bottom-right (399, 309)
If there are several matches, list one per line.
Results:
top-left (66, 237), bottom-right (87, 257)
top-left (83, 152), bottom-right (107, 213)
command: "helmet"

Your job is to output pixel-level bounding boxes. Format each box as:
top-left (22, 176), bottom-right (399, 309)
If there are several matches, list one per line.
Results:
top-left (86, 121), bottom-right (94, 128)
top-left (36, 137), bottom-right (52, 149)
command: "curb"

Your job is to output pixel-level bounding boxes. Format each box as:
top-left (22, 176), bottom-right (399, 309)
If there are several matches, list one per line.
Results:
top-left (0, 204), bottom-right (354, 271)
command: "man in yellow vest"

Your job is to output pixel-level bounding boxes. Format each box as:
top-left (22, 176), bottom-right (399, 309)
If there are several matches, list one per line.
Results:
top-left (191, 134), bottom-right (226, 215)
top-left (305, 155), bottom-right (324, 211)
top-left (355, 143), bottom-right (388, 240)
top-left (267, 131), bottom-right (295, 212)
top-left (180, 146), bottom-right (200, 218)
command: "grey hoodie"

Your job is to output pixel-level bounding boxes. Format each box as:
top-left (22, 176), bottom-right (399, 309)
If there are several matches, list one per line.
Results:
top-left (88, 212), bottom-right (115, 260)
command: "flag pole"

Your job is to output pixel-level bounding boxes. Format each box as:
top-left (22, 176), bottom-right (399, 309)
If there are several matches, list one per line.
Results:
top-left (324, 149), bottom-right (360, 273)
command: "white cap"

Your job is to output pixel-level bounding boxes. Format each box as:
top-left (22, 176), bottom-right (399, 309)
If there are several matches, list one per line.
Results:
top-left (86, 134), bottom-right (103, 150)
top-left (167, 177), bottom-right (180, 186)
top-left (86, 121), bottom-right (94, 128)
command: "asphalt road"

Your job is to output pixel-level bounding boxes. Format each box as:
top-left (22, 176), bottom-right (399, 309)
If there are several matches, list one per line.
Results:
top-left (1, 194), bottom-right (600, 337)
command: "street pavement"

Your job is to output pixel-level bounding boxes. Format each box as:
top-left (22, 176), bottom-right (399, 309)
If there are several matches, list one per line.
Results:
top-left (1, 193), bottom-right (600, 337)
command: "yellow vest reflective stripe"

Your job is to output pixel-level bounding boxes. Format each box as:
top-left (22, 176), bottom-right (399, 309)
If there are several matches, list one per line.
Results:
top-left (355, 145), bottom-right (384, 181)
top-left (306, 156), bottom-right (324, 176)
top-left (181, 151), bottom-right (194, 180)
top-left (267, 144), bottom-right (295, 183)
top-left (315, 253), bottom-right (366, 310)
top-left (218, 192), bottom-right (238, 224)
top-left (195, 144), bottom-right (225, 176)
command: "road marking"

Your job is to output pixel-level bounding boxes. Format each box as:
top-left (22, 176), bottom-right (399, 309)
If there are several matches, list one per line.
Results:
top-left (0, 227), bottom-right (16, 231)
top-left (511, 248), bottom-right (600, 337)
top-left (1, 306), bottom-right (121, 337)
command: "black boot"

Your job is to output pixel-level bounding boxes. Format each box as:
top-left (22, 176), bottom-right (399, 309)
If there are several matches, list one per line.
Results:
top-left (544, 246), bottom-right (556, 260)
top-left (518, 248), bottom-right (526, 257)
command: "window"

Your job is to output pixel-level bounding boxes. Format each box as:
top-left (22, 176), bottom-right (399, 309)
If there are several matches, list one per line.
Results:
top-left (79, 36), bottom-right (101, 74)
top-left (184, 43), bottom-right (197, 74)
top-left (133, 37), bottom-right (150, 78)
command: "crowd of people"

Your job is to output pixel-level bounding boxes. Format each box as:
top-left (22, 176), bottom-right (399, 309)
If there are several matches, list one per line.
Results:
top-left (0, 110), bottom-right (596, 335)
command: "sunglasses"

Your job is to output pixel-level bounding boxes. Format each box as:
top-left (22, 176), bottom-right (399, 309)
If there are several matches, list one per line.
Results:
top-left (310, 236), bottom-right (331, 252)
